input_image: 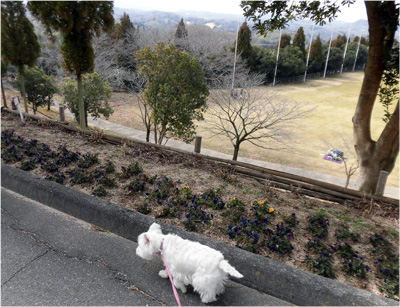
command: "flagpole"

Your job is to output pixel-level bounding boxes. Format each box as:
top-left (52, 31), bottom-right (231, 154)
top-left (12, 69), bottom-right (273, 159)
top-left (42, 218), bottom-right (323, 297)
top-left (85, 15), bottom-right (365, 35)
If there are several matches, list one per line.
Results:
top-left (352, 34), bottom-right (362, 72)
top-left (304, 24), bottom-right (314, 82)
top-left (323, 26), bottom-right (334, 78)
top-left (231, 19), bottom-right (240, 91)
top-left (340, 25), bottom-right (351, 74)
top-left (273, 29), bottom-right (282, 87)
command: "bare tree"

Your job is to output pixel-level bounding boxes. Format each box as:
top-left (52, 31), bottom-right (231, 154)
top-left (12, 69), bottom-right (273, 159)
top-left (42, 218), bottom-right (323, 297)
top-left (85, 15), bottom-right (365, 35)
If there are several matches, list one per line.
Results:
top-left (186, 24), bottom-right (249, 87)
top-left (94, 26), bottom-right (139, 91)
top-left (207, 73), bottom-right (313, 161)
top-left (137, 27), bottom-right (174, 50)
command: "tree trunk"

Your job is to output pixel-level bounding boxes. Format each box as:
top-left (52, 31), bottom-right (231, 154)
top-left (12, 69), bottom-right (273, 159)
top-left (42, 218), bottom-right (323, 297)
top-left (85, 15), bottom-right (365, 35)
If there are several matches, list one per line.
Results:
top-left (1, 77), bottom-right (7, 108)
top-left (232, 144), bottom-right (240, 161)
top-left (352, 1), bottom-right (399, 194)
top-left (18, 70), bottom-right (28, 113)
top-left (77, 75), bottom-right (86, 130)
top-left (146, 127), bottom-right (150, 143)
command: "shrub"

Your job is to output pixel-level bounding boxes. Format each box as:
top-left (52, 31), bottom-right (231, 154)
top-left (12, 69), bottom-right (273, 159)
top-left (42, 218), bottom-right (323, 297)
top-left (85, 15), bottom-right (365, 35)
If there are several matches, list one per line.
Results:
top-left (227, 197), bottom-right (246, 211)
top-left (266, 223), bottom-right (294, 255)
top-left (125, 178), bottom-right (146, 193)
top-left (306, 212), bottom-right (330, 239)
top-left (93, 186), bottom-right (107, 197)
top-left (45, 171), bottom-right (66, 184)
top-left (335, 225), bottom-right (361, 242)
top-left (61, 72), bottom-right (113, 126)
top-left (16, 67), bottom-right (57, 114)
top-left (120, 162), bottom-right (143, 178)
top-left (337, 243), bottom-right (369, 278)
top-left (283, 213), bottom-right (299, 228)
top-left (68, 168), bottom-right (94, 185)
top-left (55, 145), bottom-right (80, 167)
top-left (77, 153), bottom-right (99, 168)
top-left (305, 252), bottom-right (335, 278)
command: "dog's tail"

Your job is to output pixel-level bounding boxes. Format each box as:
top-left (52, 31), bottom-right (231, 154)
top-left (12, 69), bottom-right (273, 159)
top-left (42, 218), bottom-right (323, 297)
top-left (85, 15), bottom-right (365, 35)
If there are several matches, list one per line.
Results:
top-left (219, 260), bottom-right (243, 278)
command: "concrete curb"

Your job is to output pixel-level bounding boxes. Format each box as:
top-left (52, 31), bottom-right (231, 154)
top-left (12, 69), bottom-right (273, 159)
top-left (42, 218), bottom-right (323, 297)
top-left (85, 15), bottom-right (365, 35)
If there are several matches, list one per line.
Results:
top-left (1, 163), bottom-right (396, 306)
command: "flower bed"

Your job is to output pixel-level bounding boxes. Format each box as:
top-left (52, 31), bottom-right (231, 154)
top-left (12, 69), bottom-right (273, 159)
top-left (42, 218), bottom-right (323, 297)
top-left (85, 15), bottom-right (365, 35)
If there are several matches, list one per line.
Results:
top-left (1, 114), bottom-right (399, 300)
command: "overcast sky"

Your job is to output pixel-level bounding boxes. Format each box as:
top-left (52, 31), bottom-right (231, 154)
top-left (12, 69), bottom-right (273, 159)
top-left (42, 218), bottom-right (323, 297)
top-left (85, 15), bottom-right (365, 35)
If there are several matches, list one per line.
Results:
top-left (113, 0), bottom-right (368, 23)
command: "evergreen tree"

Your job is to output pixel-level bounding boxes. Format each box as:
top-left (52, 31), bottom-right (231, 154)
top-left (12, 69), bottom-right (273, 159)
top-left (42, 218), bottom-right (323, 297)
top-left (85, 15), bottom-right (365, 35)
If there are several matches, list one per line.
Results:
top-left (135, 43), bottom-right (209, 144)
top-left (1, 1), bottom-right (40, 113)
top-left (309, 34), bottom-right (324, 72)
top-left (275, 34), bottom-right (291, 53)
top-left (331, 34), bottom-right (347, 49)
top-left (28, 1), bottom-right (114, 129)
top-left (16, 67), bottom-right (57, 114)
top-left (277, 46), bottom-right (306, 77)
top-left (174, 18), bottom-right (189, 51)
top-left (114, 13), bottom-right (134, 40)
top-left (62, 72), bottom-right (113, 124)
top-left (280, 34), bottom-right (291, 48)
top-left (293, 27), bottom-right (306, 62)
top-left (237, 21), bottom-right (253, 65)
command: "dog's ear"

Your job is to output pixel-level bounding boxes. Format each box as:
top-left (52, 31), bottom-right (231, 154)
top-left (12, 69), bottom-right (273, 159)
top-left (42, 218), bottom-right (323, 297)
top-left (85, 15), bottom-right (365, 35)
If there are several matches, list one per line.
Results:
top-left (149, 223), bottom-right (162, 234)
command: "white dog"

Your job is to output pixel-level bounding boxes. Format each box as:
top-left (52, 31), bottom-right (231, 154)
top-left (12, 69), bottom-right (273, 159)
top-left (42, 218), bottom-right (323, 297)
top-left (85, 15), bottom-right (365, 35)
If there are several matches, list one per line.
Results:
top-left (136, 223), bottom-right (243, 303)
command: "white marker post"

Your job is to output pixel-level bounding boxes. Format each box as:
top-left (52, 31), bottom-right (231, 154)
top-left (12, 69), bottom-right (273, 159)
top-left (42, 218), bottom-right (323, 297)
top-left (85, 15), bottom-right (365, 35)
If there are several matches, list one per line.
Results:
top-left (12, 96), bottom-right (25, 123)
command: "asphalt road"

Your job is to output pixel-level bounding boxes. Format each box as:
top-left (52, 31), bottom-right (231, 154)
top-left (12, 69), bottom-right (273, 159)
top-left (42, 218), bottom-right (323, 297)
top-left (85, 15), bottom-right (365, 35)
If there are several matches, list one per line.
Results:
top-left (1, 187), bottom-right (291, 306)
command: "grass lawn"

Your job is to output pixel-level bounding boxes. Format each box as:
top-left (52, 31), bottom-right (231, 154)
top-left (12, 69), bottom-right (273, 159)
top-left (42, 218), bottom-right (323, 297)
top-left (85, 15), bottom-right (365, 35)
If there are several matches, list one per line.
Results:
top-left (105, 71), bottom-right (398, 188)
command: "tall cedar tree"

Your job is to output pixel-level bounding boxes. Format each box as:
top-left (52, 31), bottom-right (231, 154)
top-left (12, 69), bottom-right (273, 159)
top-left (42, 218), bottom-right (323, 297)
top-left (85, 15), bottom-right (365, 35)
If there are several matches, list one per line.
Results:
top-left (174, 18), bottom-right (189, 51)
top-left (275, 34), bottom-right (291, 53)
top-left (293, 27), bottom-right (307, 62)
top-left (309, 34), bottom-right (324, 72)
top-left (1, 2), bottom-right (40, 113)
top-left (241, 0), bottom-right (399, 194)
top-left (237, 22), bottom-right (253, 65)
top-left (114, 12), bottom-right (134, 40)
top-left (331, 34), bottom-right (347, 49)
top-left (28, 1), bottom-right (114, 129)
top-left (310, 34), bottom-right (324, 62)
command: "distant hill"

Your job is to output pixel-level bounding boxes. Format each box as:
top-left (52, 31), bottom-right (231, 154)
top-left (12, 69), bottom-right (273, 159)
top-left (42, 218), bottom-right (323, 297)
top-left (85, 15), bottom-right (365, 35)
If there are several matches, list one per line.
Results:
top-left (114, 6), bottom-right (369, 46)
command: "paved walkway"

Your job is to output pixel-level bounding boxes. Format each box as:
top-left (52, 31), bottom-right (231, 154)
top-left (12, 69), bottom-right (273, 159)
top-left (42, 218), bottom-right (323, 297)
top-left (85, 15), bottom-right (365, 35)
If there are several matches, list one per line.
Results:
top-left (53, 100), bottom-right (399, 199)
top-left (2, 187), bottom-right (289, 306)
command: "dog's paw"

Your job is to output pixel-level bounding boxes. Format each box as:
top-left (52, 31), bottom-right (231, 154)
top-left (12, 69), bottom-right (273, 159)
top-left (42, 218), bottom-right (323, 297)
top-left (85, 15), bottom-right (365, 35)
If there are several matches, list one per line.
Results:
top-left (180, 286), bottom-right (187, 293)
top-left (159, 270), bottom-right (168, 278)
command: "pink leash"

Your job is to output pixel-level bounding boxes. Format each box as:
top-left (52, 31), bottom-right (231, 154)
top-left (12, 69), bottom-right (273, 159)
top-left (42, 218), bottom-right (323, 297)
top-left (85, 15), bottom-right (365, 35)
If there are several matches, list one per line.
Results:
top-left (158, 239), bottom-right (182, 307)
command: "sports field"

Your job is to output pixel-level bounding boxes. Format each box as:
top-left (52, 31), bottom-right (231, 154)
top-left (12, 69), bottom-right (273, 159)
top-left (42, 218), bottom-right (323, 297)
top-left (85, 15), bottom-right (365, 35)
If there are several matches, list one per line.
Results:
top-left (196, 72), bottom-right (399, 188)
top-left (106, 71), bottom-right (398, 188)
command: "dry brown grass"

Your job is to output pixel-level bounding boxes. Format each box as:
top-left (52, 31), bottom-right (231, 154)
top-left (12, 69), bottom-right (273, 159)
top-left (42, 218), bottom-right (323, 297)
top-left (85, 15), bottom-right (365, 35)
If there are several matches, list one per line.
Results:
top-left (105, 72), bottom-right (399, 188)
